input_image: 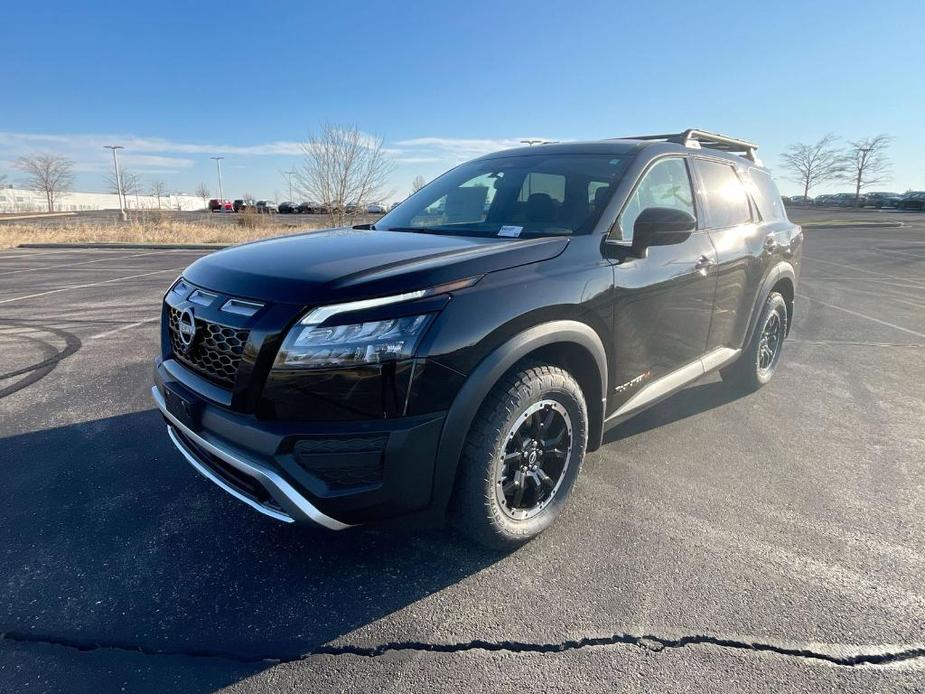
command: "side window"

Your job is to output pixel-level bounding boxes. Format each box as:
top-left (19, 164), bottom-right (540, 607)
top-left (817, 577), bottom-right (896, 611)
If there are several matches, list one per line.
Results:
top-left (588, 180), bottom-right (610, 205)
top-left (696, 159), bottom-right (751, 228)
top-left (517, 172), bottom-right (565, 204)
top-left (618, 158), bottom-right (696, 241)
top-left (414, 172), bottom-right (497, 226)
top-left (747, 169), bottom-right (788, 221)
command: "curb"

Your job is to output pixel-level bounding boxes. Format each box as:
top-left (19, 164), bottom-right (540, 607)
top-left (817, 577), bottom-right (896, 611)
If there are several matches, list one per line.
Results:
top-left (16, 242), bottom-right (228, 250)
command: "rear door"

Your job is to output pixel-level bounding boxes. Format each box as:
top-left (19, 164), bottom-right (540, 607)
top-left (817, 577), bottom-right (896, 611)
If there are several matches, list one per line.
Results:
top-left (691, 158), bottom-right (769, 351)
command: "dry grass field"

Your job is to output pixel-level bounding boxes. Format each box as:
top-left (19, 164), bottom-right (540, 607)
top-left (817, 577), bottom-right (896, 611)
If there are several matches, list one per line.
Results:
top-left (0, 213), bottom-right (333, 248)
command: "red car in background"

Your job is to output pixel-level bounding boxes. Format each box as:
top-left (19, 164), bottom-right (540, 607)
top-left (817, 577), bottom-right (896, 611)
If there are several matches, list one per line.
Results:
top-left (208, 199), bottom-right (233, 212)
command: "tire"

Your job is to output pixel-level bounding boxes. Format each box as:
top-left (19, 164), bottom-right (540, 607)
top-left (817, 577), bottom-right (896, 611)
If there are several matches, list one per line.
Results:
top-left (721, 292), bottom-right (788, 392)
top-left (450, 361), bottom-right (588, 550)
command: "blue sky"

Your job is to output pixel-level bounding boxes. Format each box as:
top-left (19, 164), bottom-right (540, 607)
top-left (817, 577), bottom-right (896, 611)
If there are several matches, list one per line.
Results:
top-left (2, 0), bottom-right (923, 200)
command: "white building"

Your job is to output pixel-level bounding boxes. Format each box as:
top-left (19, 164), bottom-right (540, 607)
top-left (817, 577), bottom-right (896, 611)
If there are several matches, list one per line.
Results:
top-left (0, 187), bottom-right (205, 214)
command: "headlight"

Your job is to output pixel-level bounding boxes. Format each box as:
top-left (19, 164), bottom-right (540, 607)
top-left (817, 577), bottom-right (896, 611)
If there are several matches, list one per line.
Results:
top-left (275, 314), bottom-right (433, 369)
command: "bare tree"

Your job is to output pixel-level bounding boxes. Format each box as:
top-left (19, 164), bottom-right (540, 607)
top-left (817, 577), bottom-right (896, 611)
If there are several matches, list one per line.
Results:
top-left (150, 180), bottom-right (168, 209)
top-left (295, 122), bottom-right (395, 226)
top-left (14, 153), bottom-right (74, 212)
top-left (411, 175), bottom-right (427, 193)
top-left (105, 164), bottom-right (140, 202)
top-left (840, 135), bottom-right (892, 200)
top-left (195, 182), bottom-right (210, 209)
top-left (779, 135), bottom-right (844, 200)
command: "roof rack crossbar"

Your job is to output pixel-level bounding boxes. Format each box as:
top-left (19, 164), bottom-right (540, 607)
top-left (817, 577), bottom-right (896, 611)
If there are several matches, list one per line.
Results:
top-left (619, 129), bottom-right (761, 163)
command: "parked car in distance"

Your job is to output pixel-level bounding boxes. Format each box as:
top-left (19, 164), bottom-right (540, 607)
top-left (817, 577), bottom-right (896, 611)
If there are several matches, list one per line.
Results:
top-left (829, 193), bottom-right (865, 207)
top-left (813, 194), bottom-right (836, 206)
top-left (256, 200), bottom-right (278, 214)
top-left (899, 192), bottom-right (925, 210)
top-left (278, 201), bottom-right (299, 214)
top-left (221, 200), bottom-right (234, 212)
top-left (233, 199), bottom-right (256, 213)
top-left (153, 128), bottom-right (802, 549)
top-left (297, 201), bottom-right (324, 214)
top-left (366, 202), bottom-right (387, 214)
top-left (861, 192), bottom-right (902, 209)
top-left (208, 198), bottom-right (223, 212)
top-left (787, 195), bottom-right (812, 206)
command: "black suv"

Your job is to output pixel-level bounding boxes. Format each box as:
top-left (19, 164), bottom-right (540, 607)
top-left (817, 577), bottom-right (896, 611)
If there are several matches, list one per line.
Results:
top-left (152, 129), bottom-right (802, 548)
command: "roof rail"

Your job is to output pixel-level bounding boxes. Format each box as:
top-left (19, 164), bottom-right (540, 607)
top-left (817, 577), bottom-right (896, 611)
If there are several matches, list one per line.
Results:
top-left (619, 129), bottom-right (761, 164)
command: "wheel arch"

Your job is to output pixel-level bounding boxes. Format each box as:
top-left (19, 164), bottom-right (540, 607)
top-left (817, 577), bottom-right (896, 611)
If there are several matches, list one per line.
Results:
top-left (744, 261), bottom-right (796, 346)
top-left (430, 320), bottom-right (607, 514)
top-left (770, 275), bottom-right (795, 336)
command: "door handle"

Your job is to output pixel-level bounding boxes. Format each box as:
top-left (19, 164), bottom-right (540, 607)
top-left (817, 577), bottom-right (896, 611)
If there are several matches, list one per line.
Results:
top-left (694, 255), bottom-right (714, 272)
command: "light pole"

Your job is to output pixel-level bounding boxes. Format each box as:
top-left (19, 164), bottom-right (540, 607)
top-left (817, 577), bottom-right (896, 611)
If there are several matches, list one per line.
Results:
top-left (283, 170), bottom-right (296, 202)
top-left (104, 145), bottom-right (127, 222)
top-left (210, 156), bottom-right (225, 212)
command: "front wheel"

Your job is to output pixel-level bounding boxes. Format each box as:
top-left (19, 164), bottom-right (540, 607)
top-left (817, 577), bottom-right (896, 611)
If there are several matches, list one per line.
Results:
top-left (451, 362), bottom-right (588, 550)
top-left (721, 291), bottom-right (788, 392)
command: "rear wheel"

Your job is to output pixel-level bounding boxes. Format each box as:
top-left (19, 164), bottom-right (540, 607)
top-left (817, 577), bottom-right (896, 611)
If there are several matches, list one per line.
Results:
top-left (721, 291), bottom-right (788, 392)
top-left (451, 362), bottom-right (588, 550)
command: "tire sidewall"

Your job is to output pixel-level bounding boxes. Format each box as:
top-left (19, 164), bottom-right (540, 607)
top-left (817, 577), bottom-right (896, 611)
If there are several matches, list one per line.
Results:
top-left (753, 293), bottom-right (788, 385)
top-left (481, 370), bottom-right (587, 543)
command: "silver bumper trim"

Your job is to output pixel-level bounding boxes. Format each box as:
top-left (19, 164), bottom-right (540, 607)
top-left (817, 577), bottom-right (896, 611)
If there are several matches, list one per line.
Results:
top-left (151, 386), bottom-right (352, 530)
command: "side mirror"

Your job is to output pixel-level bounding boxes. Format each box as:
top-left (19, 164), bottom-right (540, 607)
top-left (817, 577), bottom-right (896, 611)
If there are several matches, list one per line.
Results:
top-left (632, 207), bottom-right (697, 255)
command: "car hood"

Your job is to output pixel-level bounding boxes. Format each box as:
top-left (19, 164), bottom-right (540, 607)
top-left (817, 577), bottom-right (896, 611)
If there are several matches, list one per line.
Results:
top-left (182, 228), bottom-right (569, 304)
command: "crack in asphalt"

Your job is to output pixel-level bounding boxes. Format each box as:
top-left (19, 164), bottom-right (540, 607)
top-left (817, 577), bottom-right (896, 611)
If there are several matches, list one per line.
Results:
top-left (3, 630), bottom-right (924, 668)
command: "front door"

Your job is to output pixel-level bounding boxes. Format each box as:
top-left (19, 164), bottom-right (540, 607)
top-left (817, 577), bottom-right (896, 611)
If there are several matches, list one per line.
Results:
top-left (607, 156), bottom-right (717, 414)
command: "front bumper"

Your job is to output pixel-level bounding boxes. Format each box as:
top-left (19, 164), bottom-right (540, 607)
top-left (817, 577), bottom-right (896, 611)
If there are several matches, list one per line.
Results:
top-left (153, 386), bottom-right (351, 529)
top-left (153, 363), bottom-right (447, 528)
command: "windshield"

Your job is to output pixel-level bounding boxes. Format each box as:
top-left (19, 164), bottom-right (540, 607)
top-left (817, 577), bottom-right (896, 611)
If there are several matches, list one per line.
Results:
top-left (377, 153), bottom-right (633, 238)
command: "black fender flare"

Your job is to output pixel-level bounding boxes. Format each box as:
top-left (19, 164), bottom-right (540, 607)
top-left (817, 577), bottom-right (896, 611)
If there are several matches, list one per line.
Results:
top-left (429, 320), bottom-right (607, 513)
top-left (743, 261), bottom-right (796, 346)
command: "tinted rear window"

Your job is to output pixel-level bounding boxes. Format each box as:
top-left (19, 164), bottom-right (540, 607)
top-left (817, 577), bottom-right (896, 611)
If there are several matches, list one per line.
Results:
top-left (696, 159), bottom-right (751, 228)
top-left (748, 169), bottom-right (788, 221)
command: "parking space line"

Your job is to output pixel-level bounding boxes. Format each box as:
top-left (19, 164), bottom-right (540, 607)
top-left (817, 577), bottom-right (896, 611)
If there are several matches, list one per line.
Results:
top-left (0, 250), bottom-right (174, 277)
top-left (797, 294), bottom-right (925, 339)
top-left (888, 296), bottom-right (925, 310)
top-left (800, 277), bottom-right (925, 290)
top-left (89, 317), bottom-right (160, 339)
top-left (871, 249), bottom-right (925, 263)
top-left (0, 267), bottom-right (183, 305)
top-left (802, 255), bottom-right (925, 286)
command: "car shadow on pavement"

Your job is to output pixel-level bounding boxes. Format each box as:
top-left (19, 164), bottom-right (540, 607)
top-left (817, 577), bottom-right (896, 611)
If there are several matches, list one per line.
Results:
top-left (0, 408), bottom-right (504, 692)
top-left (603, 378), bottom-right (745, 445)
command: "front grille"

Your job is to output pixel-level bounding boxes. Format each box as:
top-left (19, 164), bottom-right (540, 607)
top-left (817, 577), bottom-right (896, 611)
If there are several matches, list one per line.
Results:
top-left (168, 308), bottom-right (249, 388)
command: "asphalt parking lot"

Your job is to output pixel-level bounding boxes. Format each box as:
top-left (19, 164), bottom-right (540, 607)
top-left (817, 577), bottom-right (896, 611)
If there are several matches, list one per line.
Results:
top-left (1, 210), bottom-right (924, 692)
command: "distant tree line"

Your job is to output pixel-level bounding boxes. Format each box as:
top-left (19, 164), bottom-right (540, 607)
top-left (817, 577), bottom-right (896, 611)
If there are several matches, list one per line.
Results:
top-left (2, 127), bottom-right (901, 216)
top-left (779, 134), bottom-right (893, 199)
